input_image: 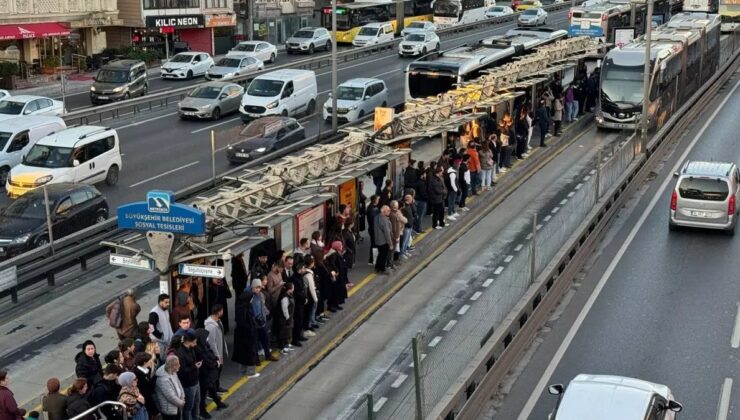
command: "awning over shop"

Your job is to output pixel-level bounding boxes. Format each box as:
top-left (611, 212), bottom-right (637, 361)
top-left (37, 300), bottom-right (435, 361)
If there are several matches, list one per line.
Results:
top-left (0, 22), bottom-right (70, 41)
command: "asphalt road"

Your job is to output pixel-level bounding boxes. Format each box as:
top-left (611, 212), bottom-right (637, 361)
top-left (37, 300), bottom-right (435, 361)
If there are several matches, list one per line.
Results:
top-left (0, 11), bottom-right (570, 210)
top-left (494, 72), bottom-right (740, 419)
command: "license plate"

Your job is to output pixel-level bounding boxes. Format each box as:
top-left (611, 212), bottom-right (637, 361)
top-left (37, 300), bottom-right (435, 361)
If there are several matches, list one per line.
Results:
top-left (0, 247), bottom-right (4, 253)
top-left (691, 211), bottom-right (706, 217)
top-left (97, 95), bottom-right (108, 100)
top-left (581, 21), bottom-right (590, 30)
top-left (235, 153), bottom-right (249, 158)
top-left (183, 112), bottom-right (195, 116)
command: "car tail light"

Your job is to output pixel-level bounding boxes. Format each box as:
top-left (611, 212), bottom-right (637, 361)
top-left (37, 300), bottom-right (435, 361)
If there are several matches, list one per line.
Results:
top-left (602, 13), bottom-right (607, 21)
top-left (670, 190), bottom-right (677, 211)
top-left (729, 195), bottom-right (736, 216)
top-left (568, 10), bottom-right (573, 19)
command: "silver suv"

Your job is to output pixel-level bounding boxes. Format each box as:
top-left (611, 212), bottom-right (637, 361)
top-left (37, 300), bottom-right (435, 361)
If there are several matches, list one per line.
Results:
top-left (670, 160), bottom-right (740, 235)
top-left (286, 27), bottom-right (331, 54)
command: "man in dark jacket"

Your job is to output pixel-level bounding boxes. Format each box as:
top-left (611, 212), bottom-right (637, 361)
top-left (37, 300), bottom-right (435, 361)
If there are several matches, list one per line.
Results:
top-left (232, 283), bottom-right (260, 378)
top-left (370, 164), bottom-right (387, 196)
top-left (289, 263), bottom-right (308, 345)
top-left (88, 364), bottom-right (122, 419)
top-left (536, 99), bottom-right (550, 147)
top-left (195, 328), bottom-right (227, 418)
top-left (366, 195), bottom-right (380, 265)
top-left (428, 166), bottom-right (447, 229)
top-left (403, 161), bottom-right (418, 191)
top-left (413, 173), bottom-right (428, 233)
top-left (374, 205), bottom-right (394, 274)
top-left (175, 330), bottom-right (202, 420)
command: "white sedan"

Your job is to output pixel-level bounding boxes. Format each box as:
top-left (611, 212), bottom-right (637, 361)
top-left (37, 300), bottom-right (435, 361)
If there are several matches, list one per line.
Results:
top-left (398, 31), bottom-right (441, 57)
top-left (518, 8), bottom-right (548, 26)
top-left (0, 90), bottom-right (9, 101)
top-left (230, 41), bottom-right (278, 64)
top-left (401, 21), bottom-right (437, 37)
top-left (0, 95), bottom-right (65, 116)
top-left (160, 52), bottom-right (214, 80)
top-left (486, 5), bottom-right (515, 18)
top-left (206, 54), bottom-right (264, 81)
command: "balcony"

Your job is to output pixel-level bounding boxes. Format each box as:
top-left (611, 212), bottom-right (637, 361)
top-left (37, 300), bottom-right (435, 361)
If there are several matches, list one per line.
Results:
top-left (143, 0), bottom-right (200, 10)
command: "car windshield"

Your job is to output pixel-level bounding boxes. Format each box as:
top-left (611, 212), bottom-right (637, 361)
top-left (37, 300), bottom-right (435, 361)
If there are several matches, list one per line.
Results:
top-left (233, 43), bottom-right (256, 52)
top-left (96, 69), bottom-right (128, 83)
top-left (601, 61), bottom-right (644, 105)
top-left (170, 54), bottom-right (193, 63)
top-left (23, 144), bottom-right (73, 168)
top-left (679, 178), bottom-right (729, 201)
top-left (489, 6), bottom-right (504, 11)
top-left (406, 34), bottom-right (426, 42)
top-left (434, 1), bottom-right (459, 16)
top-left (247, 79), bottom-right (284, 97)
top-left (0, 132), bottom-right (11, 150)
top-left (337, 86), bottom-right (365, 101)
top-left (294, 30), bottom-right (315, 39)
top-left (4, 194), bottom-right (47, 219)
top-left (0, 101), bottom-right (24, 115)
top-left (359, 27), bottom-right (380, 36)
top-left (408, 22), bottom-right (426, 28)
top-left (216, 58), bottom-right (241, 67)
top-left (240, 119), bottom-right (282, 138)
top-left (189, 86), bottom-right (222, 99)
top-left (523, 9), bottom-right (538, 14)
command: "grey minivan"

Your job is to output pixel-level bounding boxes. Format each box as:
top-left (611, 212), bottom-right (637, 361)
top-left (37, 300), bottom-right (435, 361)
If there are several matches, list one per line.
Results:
top-left (670, 160), bottom-right (740, 235)
top-left (90, 60), bottom-right (148, 105)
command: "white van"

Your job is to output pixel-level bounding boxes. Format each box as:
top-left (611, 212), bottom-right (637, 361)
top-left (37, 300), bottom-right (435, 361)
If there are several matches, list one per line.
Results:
top-left (0, 115), bottom-right (66, 185)
top-left (352, 22), bottom-right (395, 47)
top-left (239, 69), bottom-right (318, 121)
top-left (6, 126), bottom-right (122, 198)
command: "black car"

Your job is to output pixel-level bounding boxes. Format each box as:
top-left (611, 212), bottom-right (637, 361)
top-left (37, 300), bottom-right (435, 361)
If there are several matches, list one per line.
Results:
top-left (0, 183), bottom-right (108, 259)
top-left (226, 116), bottom-right (305, 164)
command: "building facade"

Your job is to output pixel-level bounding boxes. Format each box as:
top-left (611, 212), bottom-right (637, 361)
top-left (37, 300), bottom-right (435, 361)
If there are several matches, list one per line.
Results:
top-left (236, 0), bottom-right (316, 45)
top-left (0, 0), bottom-right (120, 70)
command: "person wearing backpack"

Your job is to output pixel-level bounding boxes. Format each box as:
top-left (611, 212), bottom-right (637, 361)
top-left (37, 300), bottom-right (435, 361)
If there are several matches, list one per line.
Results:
top-left (106, 289), bottom-right (141, 340)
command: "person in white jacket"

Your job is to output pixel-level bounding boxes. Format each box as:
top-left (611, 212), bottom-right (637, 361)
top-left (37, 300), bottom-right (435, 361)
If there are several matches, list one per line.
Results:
top-left (155, 356), bottom-right (185, 420)
top-left (302, 255), bottom-right (320, 336)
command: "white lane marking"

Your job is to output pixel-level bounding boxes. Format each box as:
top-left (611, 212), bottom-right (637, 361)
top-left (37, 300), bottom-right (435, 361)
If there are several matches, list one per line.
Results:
top-left (482, 278), bottom-right (494, 288)
top-left (429, 336), bottom-right (443, 347)
top-left (543, 215), bottom-right (552, 222)
top-left (504, 255), bottom-right (514, 263)
top-left (443, 320), bottom-right (457, 331)
top-left (373, 397), bottom-right (388, 412)
top-left (116, 112), bottom-right (178, 130)
top-left (391, 374), bottom-right (408, 389)
top-left (191, 116), bottom-right (240, 134)
top-left (518, 77), bottom-right (740, 420)
top-left (457, 304), bottom-right (471, 315)
top-left (129, 160), bottom-right (200, 188)
top-left (717, 378), bottom-right (733, 420)
top-left (589, 168), bottom-right (597, 174)
top-left (559, 199), bottom-right (568, 205)
top-left (525, 233), bottom-right (533, 240)
top-left (731, 303), bottom-right (740, 348)
top-left (494, 266), bottom-right (504, 275)
top-left (470, 291), bottom-right (482, 301)
top-left (575, 183), bottom-right (583, 190)
top-left (583, 175), bottom-right (590, 181)
top-left (567, 191), bottom-right (575, 197)
top-left (536, 224), bottom-right (543, 230)
top-left (408, 353), bottom-right (427, 367)
top-left (514, 244), bottom-right (524, 252)
top-left (552, 207), bottom-right (560, 214)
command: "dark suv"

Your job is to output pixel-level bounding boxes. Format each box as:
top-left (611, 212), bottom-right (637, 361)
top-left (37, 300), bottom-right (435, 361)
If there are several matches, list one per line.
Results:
top-left (226, 116), bottom-right (305, 164)
top-left (0, 183), bottom-right (109, 259)
top-left (90, 59), bottom-right (148, 105)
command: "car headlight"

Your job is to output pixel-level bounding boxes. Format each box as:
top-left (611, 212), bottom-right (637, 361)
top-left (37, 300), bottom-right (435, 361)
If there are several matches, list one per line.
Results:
top-left (227, 145), bottom-right (233, 150)
top-left (265, 100), bottom-right (279, 109)
top-left (349, 104), bottom-right (358, 110)
top-left (35, 175), bottom-right (53, 185)
top-left (90, 86), bottom-right (96, 92)
top-left (255, 147), bottom-right (267, 153)
top-left (201, 104), bottom-right (212, 110)
top-left (10, 234), bottom-right (31, 245)
top-left (112, 86), bottom-right (124, 93)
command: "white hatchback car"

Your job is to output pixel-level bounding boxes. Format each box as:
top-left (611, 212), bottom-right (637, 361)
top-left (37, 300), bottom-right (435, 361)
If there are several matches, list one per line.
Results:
top-left (323, 78), bottom-right (388, 122)
top-left (398, 31), bottom-right (440, 57)
top-left (401, 21), bottom-right (437, 37)
top-left (0, 95), bottom-right (64, 116)
top-left (230, 41), bottom-right (278, 64)
top-left (160, 52), bottom-right (214, 80)
top-left (486, 5), bottom-right (515, 18)
top-left (0, 90), bottom-right (9, 101)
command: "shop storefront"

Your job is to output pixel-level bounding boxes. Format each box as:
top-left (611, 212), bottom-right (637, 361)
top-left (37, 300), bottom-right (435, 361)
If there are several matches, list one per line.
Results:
top-left (0, 22), bottom-right (70, 75)
top-left (144, 12), bottom-right (235, 55)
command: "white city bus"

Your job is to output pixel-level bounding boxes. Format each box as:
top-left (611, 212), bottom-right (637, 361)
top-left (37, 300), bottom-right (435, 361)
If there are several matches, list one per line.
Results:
top-left (433, 0), bottom-right (495, 26)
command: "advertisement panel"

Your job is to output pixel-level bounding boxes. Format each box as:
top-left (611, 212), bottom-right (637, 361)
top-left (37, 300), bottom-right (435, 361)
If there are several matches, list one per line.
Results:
top-left (339, 179), bottom-right (358, 214)
top-left (295, 203), bottom-right (326, 244)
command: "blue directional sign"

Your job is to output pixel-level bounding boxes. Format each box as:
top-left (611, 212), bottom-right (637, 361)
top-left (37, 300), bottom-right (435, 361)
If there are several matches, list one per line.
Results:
top-left (118, 190), bottom-right (205, 235)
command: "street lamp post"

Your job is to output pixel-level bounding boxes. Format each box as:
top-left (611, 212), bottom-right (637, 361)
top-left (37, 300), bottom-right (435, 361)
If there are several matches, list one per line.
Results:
top-left (640, 0), bottom-right (654, 152)
top-left (331, 0), bottom-right (338, 131)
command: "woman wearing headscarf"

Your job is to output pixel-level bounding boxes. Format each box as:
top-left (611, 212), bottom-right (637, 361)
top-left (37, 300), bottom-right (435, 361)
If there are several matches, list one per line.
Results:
top-left (232, 279), bottom-right (261, 377)
top-left (118, 371), bottom-right (147, 420)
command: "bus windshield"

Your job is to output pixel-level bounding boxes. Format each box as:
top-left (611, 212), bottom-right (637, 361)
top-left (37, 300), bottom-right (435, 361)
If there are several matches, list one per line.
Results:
top-left (601, 62), bottom-right (644, 105)
top-left (408, 70), bottom-right (457, 98)
top-left (434, 1), bottom-right (459, 17)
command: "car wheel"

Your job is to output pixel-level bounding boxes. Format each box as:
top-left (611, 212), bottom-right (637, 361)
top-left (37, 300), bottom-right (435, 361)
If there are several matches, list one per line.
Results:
top-left (381, 101), bottom-right (387, 107)
top-left (142, 84), bottom-right (148, 96)
top-left (358, 110), bottom-right (365, 119)
top-left (95, 209), bottom-right (108, 224)
top-left (727, 224), bottom-right (736, 236)
top-left (421, 47), bottom-right (427, 55)
top-left (35, 236), bottom-right (49, 248)
top-left (325, 40), bottom-right (331, 51)
top-left (123, 92), bottom-right (131, 100)
top-left (105, 165), bottom-right (119, 186)
top-left (306, 99), bottom-right (316, 116)
top-left (187, 70), bottom-right (193, 80)
top-left (435, 43), bottom-right (440, 51)
top-left (0, 166), bottom-right (9, 186)
top-left (309, 44), bottom-right (315, 54)
top-left (212, 107), bottom-right (221, 121)
top-left (270, 53), bottom-right (276, 63)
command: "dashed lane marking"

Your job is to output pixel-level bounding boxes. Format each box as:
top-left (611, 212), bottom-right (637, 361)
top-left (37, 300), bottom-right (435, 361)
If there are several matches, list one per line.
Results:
top-left (408, 353), bottom-right (427, 368)
top-left (470, 292), bottom-right (482, 301)
top-left (504, 255), bottom-right (514, 263)
top-left (559, 199), bottom-right (568, 205)
top-left (551, 207), bottom-right (560, 213)
top-left (567, 191), bottom-right (575, 197)
top-left (443, 320), bottom-right (457, 331)
top-left (494, 266), bottom-right (504, 275)
top-left (373, 397), bottom-right (388, 412)
top-left (429, 336), bottom-right (442, 348)
top-left (717, 378), bottom-right (732, 420)
top-left (391, 374), bottom-right (408, 389)
top-left (575, 183), bottom-right (583, 190)
top-left (457, 304), bottom-right (470, 315)
top-left (482, 278), bottom-right (494, 288)
top-left (731, 303), bottom-right (740, 348)
top-left (526, 233), bottom-right (533, 240)
top-left (543, 215), bottom-right (552, 222)
top-left (129, 161), bottom-right (200, 188)
top-left (514, 244), bottom-right (524, 252)
top-left (536, 224), bottom-right (543, 230)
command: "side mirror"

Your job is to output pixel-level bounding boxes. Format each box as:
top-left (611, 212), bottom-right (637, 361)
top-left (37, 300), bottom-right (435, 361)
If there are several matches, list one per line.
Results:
top-left (328, 92), bottom-right (333, 98)
top-left (365, 95), bottom-right (371, 101)
top-left (220, 93), bottom-right (228, 99)
top-left (547, 384), bottom-right (564, 395)
top-left (73, 159), bottom-right (80, 167)
top-left (23, 109), bottom-right (32, 115)
top-left (673, 171), bottom-right (679, 177)
top-left (667, 400), bottom-right (683, 412)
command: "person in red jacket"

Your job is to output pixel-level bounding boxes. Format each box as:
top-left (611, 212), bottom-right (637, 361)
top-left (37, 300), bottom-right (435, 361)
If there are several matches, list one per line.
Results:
top-left (466, 143), bottom-right (481, 195)
top-left (0, 370), bottom-right (26, 420)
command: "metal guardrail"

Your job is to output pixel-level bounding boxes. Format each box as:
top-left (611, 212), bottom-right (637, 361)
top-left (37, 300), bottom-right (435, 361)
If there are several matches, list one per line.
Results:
top-left (69, 401), bottom-right (127, 420)
top-left (61, 2), bottom-right (575, 127)
top-left (429, 38), bottom-right (740, 420)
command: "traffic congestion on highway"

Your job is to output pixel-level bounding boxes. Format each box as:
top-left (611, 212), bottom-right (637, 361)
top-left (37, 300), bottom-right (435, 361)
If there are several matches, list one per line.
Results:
top-left (0, 0), bottom-right (738, 419)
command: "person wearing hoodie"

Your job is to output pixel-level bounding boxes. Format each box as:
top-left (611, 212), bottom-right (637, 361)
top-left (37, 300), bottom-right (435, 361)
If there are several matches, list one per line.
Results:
top-left (195, 328), bottom-right (227, 418)
top-left (88, 364), bottom-right (122, 419)
top-left (118, 371), bottom-right (147, 420)
top-left (174, 330), bottom-right (201, 420)
top-left (154, 356), bottom-right (185, 420)
top-left (204, 304), bottom-right (228, 393)
top-left (74, 340), bottom-right (103, 389)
